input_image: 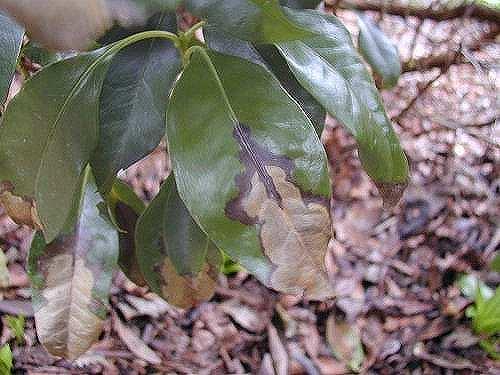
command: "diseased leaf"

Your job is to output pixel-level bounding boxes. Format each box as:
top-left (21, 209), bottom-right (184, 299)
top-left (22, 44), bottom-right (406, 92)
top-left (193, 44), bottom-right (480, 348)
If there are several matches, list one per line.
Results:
top-left (357, 13), bottom-right (401, 89)
top-left (107, 180), bottom-right (146, 286)
top-left (28, 169), bottom-right (119, 360)
top-left (0, 46), bottom-right (115, 242)
top-left (326, 315), bottom-right (365, 372)
top-left (135, 174), bottom-right (221, 308)
top-left (91, 12), bottom-right (181, 194)
top-left (0, 11), bottom-right (23, 105)
top-left (185, 0), bottom-right (313, 43)
top-left (167, 48), bottom-right (333, 299)
top-left (0, 0), bottom-right (111, 51)
top-left (275, 9), bottom-right (409, 205)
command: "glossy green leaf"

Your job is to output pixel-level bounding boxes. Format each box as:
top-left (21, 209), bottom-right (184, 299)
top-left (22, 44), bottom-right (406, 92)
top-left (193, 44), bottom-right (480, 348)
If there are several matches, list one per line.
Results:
top-left (0, 11), bottom-right (23, 105)
top-left (107, 180), bottom-right (146, 286)
top-left (28, 169), bottom-right (118, 360)
top-left (357, 13), bottom-right (401, 89)
top-left (91, 12), bottom-right (181, 194)
top-left (185, 0), bottom-right (313, 43)
top-left (256, 44), bottom-right (325, 135)
top-left (203, 29), bottom-right (325, 135)
top-left (204, 29), bottom-right (325, 135)
top-left (275, 9), bottom-right (409, 205)
top-left (167, 48), bottom-right (333, 299)
top-left (135, 174), bottom-right (221, 308)
top-left (0, 47), bottom-right (115, 242)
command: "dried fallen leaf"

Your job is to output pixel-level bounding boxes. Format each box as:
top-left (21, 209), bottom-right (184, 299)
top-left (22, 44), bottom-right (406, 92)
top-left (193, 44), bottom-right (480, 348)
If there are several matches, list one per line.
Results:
top-left (0, 251), bottom-right (9, 288)
top-left (267, 324), bottom-right (288, 375)
top-left (0, 191), bottom-right (41, 230)
top-left (220, 300), bottom-right (267, 333)
top-left (326, 316), bottom-right (365, 373)
top-left (113, 315), bottom-right (161, 365)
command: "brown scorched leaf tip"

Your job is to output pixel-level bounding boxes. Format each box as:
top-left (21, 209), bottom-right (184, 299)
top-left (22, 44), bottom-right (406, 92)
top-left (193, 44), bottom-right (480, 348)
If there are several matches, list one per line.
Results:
top-left (242, 166), bottom-right (334, 300)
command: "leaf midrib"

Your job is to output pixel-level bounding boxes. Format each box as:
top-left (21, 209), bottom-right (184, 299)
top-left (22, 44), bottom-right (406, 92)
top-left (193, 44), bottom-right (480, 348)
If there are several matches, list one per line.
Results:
top-left (33, 49), bottom-right (109, 200)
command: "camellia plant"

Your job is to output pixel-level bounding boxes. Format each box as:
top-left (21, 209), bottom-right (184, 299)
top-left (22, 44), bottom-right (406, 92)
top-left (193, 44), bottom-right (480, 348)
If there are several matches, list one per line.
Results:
top-left (0, 0), bottom-right (408, 359)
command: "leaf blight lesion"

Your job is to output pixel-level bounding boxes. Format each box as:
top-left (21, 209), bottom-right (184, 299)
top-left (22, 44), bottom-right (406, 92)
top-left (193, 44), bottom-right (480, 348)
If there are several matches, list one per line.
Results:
top-left (225, 123), bottom-right (334, 299)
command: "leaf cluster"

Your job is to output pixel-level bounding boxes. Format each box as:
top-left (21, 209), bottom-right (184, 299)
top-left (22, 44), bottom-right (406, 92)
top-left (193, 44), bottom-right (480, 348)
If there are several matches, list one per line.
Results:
top-left (0, 0), bottom-right (407, 359)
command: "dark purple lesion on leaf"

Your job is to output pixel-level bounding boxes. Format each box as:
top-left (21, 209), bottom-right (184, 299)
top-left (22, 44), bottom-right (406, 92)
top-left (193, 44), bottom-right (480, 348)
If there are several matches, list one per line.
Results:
top-left (225, 123), bottom-right (294, 224)
top-left (226, 123), bottom-right (332, 226)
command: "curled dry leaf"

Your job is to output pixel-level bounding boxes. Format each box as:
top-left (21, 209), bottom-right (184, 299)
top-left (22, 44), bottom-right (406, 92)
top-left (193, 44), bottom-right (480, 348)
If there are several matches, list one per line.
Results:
top-left (0, 189), bottom-right (42, 230)
top-left (113, 315), bottom-right (161, 365)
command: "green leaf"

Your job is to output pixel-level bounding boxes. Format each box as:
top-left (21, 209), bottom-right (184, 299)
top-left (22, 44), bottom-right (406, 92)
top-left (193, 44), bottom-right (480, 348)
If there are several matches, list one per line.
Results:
top-left (107, 180), bottom-right (146, 286)
top-left (28, 168), bottom-right (119, 360)
top-left (5, 315), bottom-right (25, 345)
top-left (167, 47), bottom-right (333, 299)
top-left (357, 13), bottom-right (401, 89)
top-left (491, 252), bottom-right (500, 273)
top-left (0, 12), bottom-right (23, 105)
top-left (0, 344), bottom-right (12, 375)
top-left (479, 337), bottom-right (500, 360)
top-left (256, 44), bottom-right (325, 135)
top-left (474, 287), bottom-right (500, 336)
top-left (279, 0), bottom-right (322, 8)
top-left (203, 29), bottom-right (325, 135)
top-left (135, 174), bottom-right (221, 308)
top-left (91, 12), bottom-right (181, 194)
top-left (185, 0), bottom-right (313, 43)
top-left (275, 9), bottom-right (409, 205)
top-left (130, 0), bottom-right (183, 12)
top-left (0, 46), bottom-right (116, 242)
top-left (21, 42), bottom-right (65, 67)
